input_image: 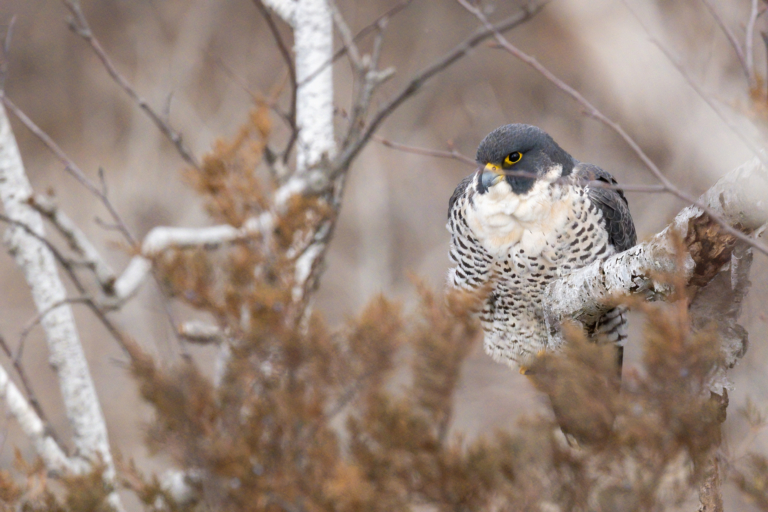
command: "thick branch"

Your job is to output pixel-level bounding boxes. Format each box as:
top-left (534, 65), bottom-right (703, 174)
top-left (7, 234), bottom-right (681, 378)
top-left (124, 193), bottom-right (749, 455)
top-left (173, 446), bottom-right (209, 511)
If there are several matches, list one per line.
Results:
top-left (293, 0), bottom-right (335, 174)
top-left (544, 157), bottom-right (768, 341)
top-left (0, 105), bottom-right (121, 506)
top-left (0, 363), bottom-right (81, 474)
top-left (30, 194), bottom-right (117, 294)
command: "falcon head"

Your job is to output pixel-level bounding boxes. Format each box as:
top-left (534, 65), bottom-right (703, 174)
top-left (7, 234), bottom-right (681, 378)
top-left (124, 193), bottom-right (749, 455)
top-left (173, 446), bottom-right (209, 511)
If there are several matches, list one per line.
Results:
top-left (476, 124), bottom-right (576, 196)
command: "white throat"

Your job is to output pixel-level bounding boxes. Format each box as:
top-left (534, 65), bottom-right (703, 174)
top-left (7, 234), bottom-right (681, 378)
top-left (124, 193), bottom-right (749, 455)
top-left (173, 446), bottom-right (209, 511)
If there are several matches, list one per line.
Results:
top-left (466, 165), bottom-right (569, 256)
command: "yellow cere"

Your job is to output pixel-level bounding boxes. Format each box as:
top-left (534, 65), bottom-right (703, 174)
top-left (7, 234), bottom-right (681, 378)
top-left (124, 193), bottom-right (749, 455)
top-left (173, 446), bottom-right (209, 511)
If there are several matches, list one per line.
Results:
top-left (503, 151), bottom-right (523, 166)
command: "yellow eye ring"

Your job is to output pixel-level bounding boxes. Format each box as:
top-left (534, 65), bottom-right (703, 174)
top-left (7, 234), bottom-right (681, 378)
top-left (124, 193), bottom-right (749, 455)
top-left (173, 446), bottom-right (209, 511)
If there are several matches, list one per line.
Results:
top-left (503, 151), bottom-right (523, 166)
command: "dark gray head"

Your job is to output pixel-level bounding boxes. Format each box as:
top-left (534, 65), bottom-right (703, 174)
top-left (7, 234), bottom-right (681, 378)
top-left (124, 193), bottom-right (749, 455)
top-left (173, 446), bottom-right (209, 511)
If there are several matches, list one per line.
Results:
top-left (475, 124), bottom-right (576, 195)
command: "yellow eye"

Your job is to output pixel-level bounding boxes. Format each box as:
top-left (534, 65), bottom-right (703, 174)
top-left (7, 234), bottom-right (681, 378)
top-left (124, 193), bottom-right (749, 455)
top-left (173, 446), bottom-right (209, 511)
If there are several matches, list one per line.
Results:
top-left (503, 152), bottom-right (522, 166)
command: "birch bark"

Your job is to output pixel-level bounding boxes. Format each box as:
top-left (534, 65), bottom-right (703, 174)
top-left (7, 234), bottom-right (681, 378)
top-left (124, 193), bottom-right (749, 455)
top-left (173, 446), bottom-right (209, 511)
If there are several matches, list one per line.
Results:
top-left (544, 157), bottom-right (768, 344)
top-left (0, 104), bottom-right (122, 509)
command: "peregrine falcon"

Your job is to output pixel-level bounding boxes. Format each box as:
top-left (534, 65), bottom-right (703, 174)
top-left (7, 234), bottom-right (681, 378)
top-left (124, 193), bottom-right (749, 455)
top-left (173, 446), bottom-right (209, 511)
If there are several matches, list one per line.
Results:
top-left (447, 124), bottom-right (636, 371)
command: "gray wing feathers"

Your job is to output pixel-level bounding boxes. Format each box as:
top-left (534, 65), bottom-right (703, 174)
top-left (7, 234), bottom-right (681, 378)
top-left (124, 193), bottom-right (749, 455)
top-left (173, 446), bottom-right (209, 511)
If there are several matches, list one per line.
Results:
top-left (574, 163), bottom-right (637, 252)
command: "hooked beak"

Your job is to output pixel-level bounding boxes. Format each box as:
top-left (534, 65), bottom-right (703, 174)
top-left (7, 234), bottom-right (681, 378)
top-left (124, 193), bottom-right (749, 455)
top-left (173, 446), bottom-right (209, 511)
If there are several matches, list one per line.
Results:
top-left (480, 162), bottom-right (504, 191)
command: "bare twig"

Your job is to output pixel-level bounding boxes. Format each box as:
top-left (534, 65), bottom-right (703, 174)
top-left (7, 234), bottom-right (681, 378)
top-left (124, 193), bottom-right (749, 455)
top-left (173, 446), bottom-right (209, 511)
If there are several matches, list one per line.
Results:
top-left (61, 0), bottom-right (199, 169)
top-left (701, 0), bottom-right (752, 85)
top-left (0, 15), bottom-right (16, 91)
top-left (30, 194), bottom-right (118, 293)
top-left (0, 94), bottom-right (135, 245)
top-left (252, 0), bottom-right (299, 160)
top-left (375, 135), bottom-right (476, 165)
top-left (747, 0), bottom-right (760, 86)
top-left (0, 104), bottom-right (124, 510)
top-left (328, 0), bottom-right (363, 69)
top-left (334, 0), bottom-right (396, 161)
top-left (458, 0), bottom-right (768, 258)
top-left (762, 31), bottom-right (768, 97)
top-left (622, 2), bottom-right (767, 162)
top-left (16, 297), bottom-right (94, 366)
top-left (0, 334), bottom-right (62, 447)
top-left (376, 137), bottom-right (673, 195)
top-left (297, 0), bottom-right (414, 88)
top-left (334, 1), bottom-right (550, 174)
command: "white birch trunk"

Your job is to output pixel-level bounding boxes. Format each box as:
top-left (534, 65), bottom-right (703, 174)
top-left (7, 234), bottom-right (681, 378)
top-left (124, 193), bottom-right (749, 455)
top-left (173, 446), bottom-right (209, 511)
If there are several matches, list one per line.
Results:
top-left (294, 0), bottom-right (336, 174)
top-left (0, 104), bottom-right (122, 509)
top-left (0, 363), bottom-right (80, 474)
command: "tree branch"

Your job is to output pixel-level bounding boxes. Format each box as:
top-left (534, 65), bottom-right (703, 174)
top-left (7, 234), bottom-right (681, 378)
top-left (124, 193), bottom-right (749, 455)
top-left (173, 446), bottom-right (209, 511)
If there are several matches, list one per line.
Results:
top-left (61, 0), bottom-right (199, 169)
top-left (252, 0), bottom-right (298, 161)
top-left (0, 362), bottom-right (80, 475)
top-left (0, 104), bottom-right (124, 509)
top-left (292, 0), bottom-right (335, 174)
top-left (260, 0), bottom-right (297, 27)
top-left (701, 0), bottom-right (752, 85)
top-left (30, 194), bottom-right (118, 294)
top-left (334, 1), bottom-right (549, 173)
top-left (458, 0), bottom-right (768, 258)
top-left (0, 94), bottom-right (135, 245)
top-left (746, 0), bottom-right (760, 87)
top-left (544, 157), bottom-right (768, 344)
top-left (622, 1), bottom-right (766, 162)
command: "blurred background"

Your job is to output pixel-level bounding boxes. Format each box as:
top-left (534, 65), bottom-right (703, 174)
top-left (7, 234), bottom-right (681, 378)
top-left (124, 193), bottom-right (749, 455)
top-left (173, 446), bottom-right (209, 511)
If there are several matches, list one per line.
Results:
top-left (0, 0), bottom-right (766, 509)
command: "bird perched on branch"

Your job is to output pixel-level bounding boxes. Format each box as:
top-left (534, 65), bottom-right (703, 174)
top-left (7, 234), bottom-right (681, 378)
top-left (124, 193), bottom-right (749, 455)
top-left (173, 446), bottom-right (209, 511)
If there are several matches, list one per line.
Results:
top-left (447, 124), bottom-right (636, 373)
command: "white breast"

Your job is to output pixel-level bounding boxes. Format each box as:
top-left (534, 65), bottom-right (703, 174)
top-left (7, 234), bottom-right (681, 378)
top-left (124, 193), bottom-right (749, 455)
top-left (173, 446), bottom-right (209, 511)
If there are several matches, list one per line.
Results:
top-left (466, 168), bottom-right (571, 258)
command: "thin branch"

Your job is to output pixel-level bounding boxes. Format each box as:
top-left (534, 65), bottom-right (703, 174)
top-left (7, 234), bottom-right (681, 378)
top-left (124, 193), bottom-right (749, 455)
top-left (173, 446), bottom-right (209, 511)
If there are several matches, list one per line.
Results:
top-left (0, 94), bottom-right (135, 245)
top-left (297, 0), bottom-right (413, 88)
top-left (747, 0), bottom-right (760, 86)
top-left (113, 212), bottom-right (274, 302)
top-left (252, 0), bottom-right (299, 160)
top-left (622, 2), bottom-right (767, 162)
top-left (376, 137), bottom-right (673, 194)
top-left (334, 1), bottom-right (550, 174)
top-left (30, 194), bottom-right (118, 294)
top-left (762, 31), bottom-right (768, 97)
top-left (701, 0), bottom-right (752, 84)
top-left (328, 0), bottom-right (363, 69)
top-left (61, 0), bottom-right (199, 169)
top-left (0, 104), bottom-right (123, 509)
top-left (334, 0), bottom-right (396, 161)
top-left (260, 0), bottom-right (297, 27)
top-left (0, 334), bottom-right (62, 448)
top-left (0, 15), bottom-right (16, 91)
top-left (0, 362), bottom-right (80, 475)
top-left (458, 0), bottom-right (768, 258)
top-left (374, 135), bottom-right (476, 166)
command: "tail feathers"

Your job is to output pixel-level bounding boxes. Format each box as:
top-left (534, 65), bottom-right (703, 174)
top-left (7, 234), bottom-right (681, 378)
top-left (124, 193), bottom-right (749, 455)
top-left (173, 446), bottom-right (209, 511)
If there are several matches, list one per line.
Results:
top-left (595, 305), bottom-right (629, 347)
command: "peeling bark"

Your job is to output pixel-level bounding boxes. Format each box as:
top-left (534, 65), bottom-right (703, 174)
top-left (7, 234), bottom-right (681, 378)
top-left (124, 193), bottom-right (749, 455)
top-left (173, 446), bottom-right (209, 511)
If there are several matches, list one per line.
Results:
top-left (544, 158), bottom-right (767, 510)
top-left (544, 157), bottom-right (768, 344)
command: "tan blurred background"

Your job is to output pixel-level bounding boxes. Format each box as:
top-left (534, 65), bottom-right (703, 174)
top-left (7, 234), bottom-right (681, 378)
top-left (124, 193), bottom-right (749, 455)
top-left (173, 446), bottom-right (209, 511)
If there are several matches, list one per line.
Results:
top-left (0, 0), bottom-right (766, 509)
